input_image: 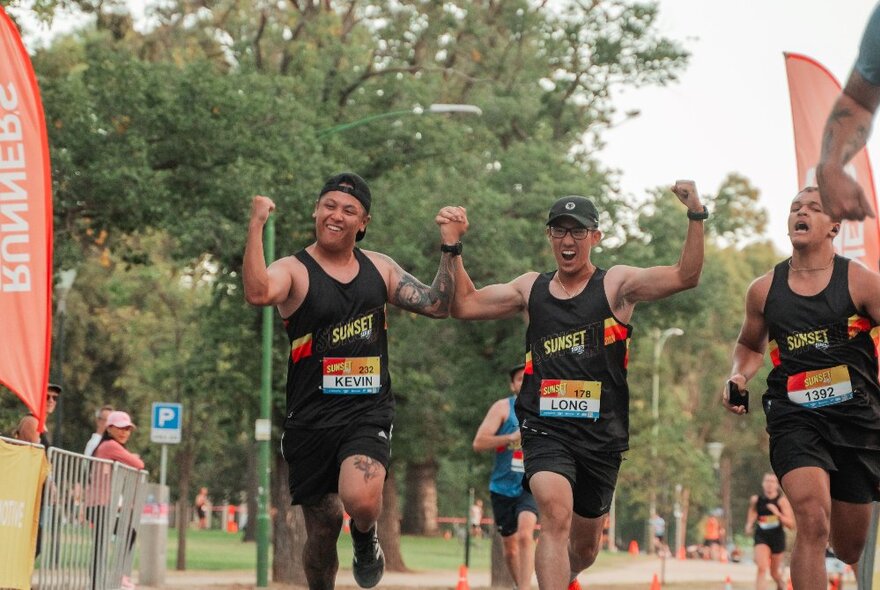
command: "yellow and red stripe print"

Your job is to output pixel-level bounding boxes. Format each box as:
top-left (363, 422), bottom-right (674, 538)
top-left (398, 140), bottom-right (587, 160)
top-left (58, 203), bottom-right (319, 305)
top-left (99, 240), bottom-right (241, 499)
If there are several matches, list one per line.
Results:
top-left (768, 340), bottom-right (780, 367)
top-left (604, 318), bottom-right (627, 346)
top-left (848, 314), bottom-right (873, 339)
top-left (524, 352), bottom-right (533, 375)
top-left (291, 333), bottom-right (313, 363)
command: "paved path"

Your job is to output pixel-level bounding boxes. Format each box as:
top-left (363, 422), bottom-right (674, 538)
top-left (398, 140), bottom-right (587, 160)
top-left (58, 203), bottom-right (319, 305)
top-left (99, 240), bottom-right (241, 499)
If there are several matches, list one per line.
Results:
top-left (139, 557), bottom-right (763, 589)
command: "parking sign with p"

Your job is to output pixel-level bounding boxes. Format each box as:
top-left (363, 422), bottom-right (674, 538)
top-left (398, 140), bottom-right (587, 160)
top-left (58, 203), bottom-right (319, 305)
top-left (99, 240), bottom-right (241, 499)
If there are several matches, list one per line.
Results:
top-left (151, 402), bottom-right (182, 444)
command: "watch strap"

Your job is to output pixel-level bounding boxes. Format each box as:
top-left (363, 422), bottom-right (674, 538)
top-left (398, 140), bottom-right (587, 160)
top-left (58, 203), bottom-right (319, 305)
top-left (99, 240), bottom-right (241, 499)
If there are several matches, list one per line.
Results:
top-left (687, 206), bottom-right (709, 221)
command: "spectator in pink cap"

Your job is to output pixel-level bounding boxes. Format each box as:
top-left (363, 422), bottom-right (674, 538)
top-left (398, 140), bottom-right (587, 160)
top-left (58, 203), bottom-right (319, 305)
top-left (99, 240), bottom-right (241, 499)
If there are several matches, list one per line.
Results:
top-left (88, 411), bottom-right (144, 589)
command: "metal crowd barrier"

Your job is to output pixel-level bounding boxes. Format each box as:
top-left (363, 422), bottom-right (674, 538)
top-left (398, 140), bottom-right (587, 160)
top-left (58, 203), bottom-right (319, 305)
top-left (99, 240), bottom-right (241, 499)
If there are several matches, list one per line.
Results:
top-left (36, 447), bottom-right (148, 590)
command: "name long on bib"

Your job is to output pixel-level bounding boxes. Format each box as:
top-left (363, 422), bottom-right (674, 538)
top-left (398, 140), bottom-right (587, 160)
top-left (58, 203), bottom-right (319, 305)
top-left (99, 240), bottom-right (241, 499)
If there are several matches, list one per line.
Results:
top-left (786, 364), bottom-right (854, 408)
top-left (322, 357), bottom-right (382, 394)
top-left (539, 379), bottom-right (601, 419)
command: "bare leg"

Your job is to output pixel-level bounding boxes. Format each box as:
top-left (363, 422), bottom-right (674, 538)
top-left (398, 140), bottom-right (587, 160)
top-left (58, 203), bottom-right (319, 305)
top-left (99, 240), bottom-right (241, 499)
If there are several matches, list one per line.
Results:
top-left (302, 494), bottom-right (344, 590)
top-left (338, 455), bottom-right (386, 534)
top-left (530, 472), bottom-right (574, 590)
top-left (781, 467), bottom-right (831, 590)
top-left (516, 510), bottom-right (538, 590)
top-left (754, 543), bottom-right (771, 590)
top-left (568, 511), bottom-right (605, 576)
top-left (769, 552), bottom-right (786, 590)
top-left (829, 499), bottom-right (873, 564)
top-left (501, 534), bottom-right (521, 587)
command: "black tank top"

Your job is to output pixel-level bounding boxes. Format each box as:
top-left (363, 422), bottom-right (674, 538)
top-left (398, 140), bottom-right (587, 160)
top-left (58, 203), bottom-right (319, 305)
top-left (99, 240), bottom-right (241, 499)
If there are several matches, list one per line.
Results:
top-left (763, 255), bottom-right (880, 448)
top-left (755, 493), bottom-right (783, 533)
top-left (515, 268), bottom-right (633, 451)
top-left (282, 248), bottom-right (392, 429)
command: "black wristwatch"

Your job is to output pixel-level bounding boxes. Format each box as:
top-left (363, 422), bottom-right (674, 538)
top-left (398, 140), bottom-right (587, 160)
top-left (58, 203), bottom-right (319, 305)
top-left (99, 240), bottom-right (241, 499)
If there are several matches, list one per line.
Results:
top-left (687, 206), bottom-right (709, 221)
top-left (440, 241), bottom-right (463, 256)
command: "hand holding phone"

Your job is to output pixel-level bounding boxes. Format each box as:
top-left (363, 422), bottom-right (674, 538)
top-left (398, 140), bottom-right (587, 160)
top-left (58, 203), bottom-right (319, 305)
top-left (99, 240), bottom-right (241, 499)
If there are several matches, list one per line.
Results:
top-left (727, 380), bottom-right (749, 413)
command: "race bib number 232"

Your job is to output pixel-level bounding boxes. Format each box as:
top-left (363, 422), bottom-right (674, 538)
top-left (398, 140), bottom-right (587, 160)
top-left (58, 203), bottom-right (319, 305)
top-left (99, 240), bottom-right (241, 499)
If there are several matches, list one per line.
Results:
top-left (322, 357), bottom-right (381, 394)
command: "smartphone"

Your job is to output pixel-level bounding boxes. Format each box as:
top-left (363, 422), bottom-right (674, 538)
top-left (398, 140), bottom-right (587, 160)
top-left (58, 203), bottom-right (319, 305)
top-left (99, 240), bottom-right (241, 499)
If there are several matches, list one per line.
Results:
top-left (727, 380), bottom-right (749, 413)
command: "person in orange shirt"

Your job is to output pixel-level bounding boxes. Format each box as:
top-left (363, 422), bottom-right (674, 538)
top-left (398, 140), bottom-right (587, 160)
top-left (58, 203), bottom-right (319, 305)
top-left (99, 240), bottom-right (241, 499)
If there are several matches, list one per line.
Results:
top-left (702, 512), bottom-right (723, 561)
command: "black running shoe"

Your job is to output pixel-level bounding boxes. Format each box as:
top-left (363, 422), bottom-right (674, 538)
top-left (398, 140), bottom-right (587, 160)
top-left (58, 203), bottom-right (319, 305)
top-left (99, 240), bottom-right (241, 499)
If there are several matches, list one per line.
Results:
top-left (352, 527), bottom-right (385, 588)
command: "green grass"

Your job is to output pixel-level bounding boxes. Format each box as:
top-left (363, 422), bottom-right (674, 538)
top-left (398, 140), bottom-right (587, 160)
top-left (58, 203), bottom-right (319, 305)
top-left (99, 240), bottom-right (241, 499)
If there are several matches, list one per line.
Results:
top-left (166, 529), bottom-right (262, 570)
top-left (164, 528), bottom-right (637, 573)
top-left (165, 528), bottom-right (495, 571)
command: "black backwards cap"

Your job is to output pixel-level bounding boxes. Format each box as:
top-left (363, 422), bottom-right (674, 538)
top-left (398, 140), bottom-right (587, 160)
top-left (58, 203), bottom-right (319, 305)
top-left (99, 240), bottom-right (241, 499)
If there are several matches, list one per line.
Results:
top-left (319, 172), bottom-right (372, 242)
top-left (546, 195), bottom-right (599, 230)
top-left (508, 363), bottom-right (526, 380)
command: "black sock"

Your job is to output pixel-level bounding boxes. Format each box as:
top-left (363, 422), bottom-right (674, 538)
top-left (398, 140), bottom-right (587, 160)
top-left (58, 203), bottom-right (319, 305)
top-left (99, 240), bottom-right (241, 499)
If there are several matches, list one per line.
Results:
top-left (351, 523), bottom-right (375, 544)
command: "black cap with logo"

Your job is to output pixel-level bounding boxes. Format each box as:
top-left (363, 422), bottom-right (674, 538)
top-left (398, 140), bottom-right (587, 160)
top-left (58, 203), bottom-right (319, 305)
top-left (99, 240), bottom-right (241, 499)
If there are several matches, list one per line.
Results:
top-left (546, 195), bottom-right (599, 230)
top-left (319, 172), bottom-right (372, 241)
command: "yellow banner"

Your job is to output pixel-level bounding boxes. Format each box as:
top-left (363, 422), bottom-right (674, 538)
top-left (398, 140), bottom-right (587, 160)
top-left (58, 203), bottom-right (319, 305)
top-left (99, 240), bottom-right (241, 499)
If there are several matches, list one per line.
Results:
top-left (0, 439), bottom-right (48, 590)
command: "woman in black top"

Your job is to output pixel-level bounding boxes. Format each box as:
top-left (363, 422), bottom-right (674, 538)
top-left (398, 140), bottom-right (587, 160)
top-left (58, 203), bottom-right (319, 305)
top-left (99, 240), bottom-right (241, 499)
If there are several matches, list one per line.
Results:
top-left (745, 474), bottom-right (795, 590)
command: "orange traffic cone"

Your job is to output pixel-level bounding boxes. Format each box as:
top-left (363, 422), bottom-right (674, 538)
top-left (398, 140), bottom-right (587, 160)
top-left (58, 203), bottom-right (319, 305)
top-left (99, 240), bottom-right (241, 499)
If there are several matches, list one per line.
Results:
top-left (456, 564), bottom-right (469, 590)
top-left (628, 540), bottom-right (640, 555)
top-left (830, 578), bottom-right (840, 590)
top-left (724, 575), bottom-right (733, 590)
top-left (676, 545), bottom-right (686, 560)
top-left (649, 573), bottom-right (661, 590)
top-left (787, 578), bottom-right (793, 590)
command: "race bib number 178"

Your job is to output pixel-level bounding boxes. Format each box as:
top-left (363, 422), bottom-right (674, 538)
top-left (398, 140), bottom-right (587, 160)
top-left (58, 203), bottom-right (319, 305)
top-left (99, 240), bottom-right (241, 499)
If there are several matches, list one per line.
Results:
top-left (538, 379), bottom-right (601, 419)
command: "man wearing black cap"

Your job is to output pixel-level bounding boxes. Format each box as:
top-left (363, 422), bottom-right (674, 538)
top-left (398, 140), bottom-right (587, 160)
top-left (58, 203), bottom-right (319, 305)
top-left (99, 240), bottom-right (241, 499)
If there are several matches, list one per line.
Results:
top-left (448, 181), bottom-right (705, 590)
top-left (243, 172), bottom-right (468, 589)
top-left (473, 363), bottom-right (539, 590)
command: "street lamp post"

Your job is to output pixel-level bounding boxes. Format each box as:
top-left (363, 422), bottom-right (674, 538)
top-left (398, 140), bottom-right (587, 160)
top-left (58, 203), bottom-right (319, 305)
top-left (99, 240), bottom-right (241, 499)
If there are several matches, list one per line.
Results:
top-left (52, 269), bottom-right (77, 448)
top-left (316, 103), bottom-right (482, 137)
top-left (647, 327), bottom-right (684, 555)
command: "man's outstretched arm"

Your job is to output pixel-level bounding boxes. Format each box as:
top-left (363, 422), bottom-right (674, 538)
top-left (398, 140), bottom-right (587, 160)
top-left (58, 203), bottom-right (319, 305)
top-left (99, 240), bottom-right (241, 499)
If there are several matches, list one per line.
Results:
top-left (817, 4), bottom-right (880, 221)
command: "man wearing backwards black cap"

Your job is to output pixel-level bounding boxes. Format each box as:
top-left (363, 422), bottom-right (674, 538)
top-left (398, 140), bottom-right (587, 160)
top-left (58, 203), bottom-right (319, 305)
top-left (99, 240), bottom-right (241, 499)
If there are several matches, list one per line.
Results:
top-left (243, 172), bottom-right (468, 590)
top-left (473, 363), bottom-right (539, 590)
top-left (448, 181), bottom-right (706, 590)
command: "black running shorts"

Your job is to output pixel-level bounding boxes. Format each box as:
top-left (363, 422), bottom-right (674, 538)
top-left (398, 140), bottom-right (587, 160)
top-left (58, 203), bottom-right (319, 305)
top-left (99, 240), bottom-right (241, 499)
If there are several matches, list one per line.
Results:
top-left (521, 430), bottom-right (622, 518)
top-left (490, 490), bottom-right (539, 537)
top-left (769, 425), bottom-right (880, 503)
top-left (754, 527), bottom-right (786, 554)
top-left (281, 422), bottom-right (392, 506)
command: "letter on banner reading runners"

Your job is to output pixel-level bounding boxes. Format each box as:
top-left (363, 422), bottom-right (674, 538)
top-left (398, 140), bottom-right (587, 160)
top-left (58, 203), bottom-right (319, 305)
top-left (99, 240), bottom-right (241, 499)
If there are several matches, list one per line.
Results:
top-left (785, 52), bottom-right (880, 269)
top-left (0, 7), bottom-right (54, 430)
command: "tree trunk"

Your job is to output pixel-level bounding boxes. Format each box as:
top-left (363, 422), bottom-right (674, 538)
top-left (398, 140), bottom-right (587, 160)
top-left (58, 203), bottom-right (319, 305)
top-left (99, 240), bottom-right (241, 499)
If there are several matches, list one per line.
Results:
top-left (243, 440), bottom-right (257, 542)
top-left (271, 453), bottom-right (307, 584)
top-left (491, 529), bottom-right (514, 587)
top-left (378, 466), bottom-right (408, 572)
top-left (401, 459), bottom-right (439, 536)
top-left (175, 437), bottom-right (194, 570)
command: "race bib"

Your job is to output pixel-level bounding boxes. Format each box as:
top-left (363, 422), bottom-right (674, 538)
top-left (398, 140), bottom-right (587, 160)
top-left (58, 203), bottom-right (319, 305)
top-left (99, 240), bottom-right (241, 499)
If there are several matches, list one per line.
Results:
top-left (786, 365), bottom-right (853, 408)
top-left (538, 379), bottom-right (601, 419)
top-left (511, 447), bottom-right (524, 473)
top-left (757, 515), bottom-right (780, 530)
top-left (322, 357), bottom-right (381, 394)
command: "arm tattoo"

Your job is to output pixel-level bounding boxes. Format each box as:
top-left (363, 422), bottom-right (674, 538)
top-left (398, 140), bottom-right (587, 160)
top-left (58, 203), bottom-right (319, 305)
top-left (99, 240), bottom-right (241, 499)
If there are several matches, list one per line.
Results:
top-left (353, 456), bottom-right (383, 483)
top-left (823, 106), bottom-right (870, 162)
top-left (392, 254), bottom-right (455, 317)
